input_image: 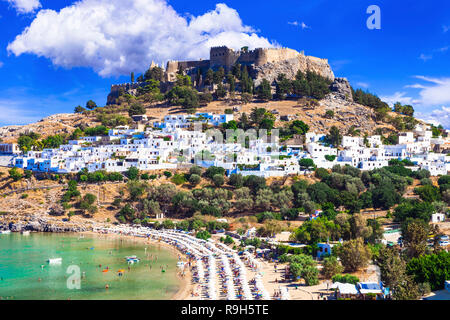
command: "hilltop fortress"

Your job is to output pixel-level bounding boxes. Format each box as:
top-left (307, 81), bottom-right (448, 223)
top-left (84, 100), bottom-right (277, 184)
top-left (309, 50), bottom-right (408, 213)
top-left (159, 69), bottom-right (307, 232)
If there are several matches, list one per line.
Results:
top-left (108, 46), bottom-right (335, 104)
top-left (165, 46), bottom-right (335, 84)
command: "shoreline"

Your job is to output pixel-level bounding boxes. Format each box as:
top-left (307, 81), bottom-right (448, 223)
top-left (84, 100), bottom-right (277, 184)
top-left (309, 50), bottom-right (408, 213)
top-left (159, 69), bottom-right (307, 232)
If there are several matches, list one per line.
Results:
top-left (0, 220), bottom-right (194, 300)
top-left (80, 230), bottom-right (195, 300)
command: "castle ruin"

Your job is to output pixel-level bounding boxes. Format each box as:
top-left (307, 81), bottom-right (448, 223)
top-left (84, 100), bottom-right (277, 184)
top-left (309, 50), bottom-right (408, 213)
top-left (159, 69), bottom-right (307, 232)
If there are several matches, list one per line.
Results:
top-left (108, 46), bottom-right (335, 104)
top-left (165, 46), bottom-right (335, 85)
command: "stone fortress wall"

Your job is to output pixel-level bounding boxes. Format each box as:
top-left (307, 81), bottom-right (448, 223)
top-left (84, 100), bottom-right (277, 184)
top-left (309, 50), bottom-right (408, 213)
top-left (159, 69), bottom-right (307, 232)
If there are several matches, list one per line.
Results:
top-left (108, 46), bottom-right (335, 104)
top-left (166, 46), bottom-right (335, 84)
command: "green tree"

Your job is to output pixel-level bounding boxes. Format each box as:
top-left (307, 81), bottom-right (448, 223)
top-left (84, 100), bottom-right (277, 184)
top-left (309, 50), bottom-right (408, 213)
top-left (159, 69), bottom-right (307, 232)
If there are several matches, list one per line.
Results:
top-left (406, 251), bottom-right (450, 291)
top-left (401, 219), bottom-right (430, 259)
top-left (126, 166), bottom-right (140, 180)
top-left (288, 254), bottom-right (319, 285)
top-left (205, 69), bottom-right (214, 85)
top-left (189, 174), bottom-right (201, 187)
top-left (257, 79), bottom-right (272, 101)
top-left (299, 158), bottom-right (315, 171)
top-left (215, 83), bottom-right (227, 99)
top-left (212, 174), bottom-right (225, 187)
top-left (86, 100), bottom-right (97, 110)
top-left (377, 246), bottom-right (408, 289)
top-left (9, 167), bottom-right (23, 181)
top-left (196, 230), bottom-right (211, 240)
top-left (205, 166), bottom-right (225, 179)
top-left (337, 238), bottom-right (372, 272)
top-left (321, 256), bottom-right (344, 279)
top-left (290, 120), bottom-right (309, 135)
top-left (74, 105), bottom-right (86, 113)
top-left (325, 126), bottom-right (342, 147)
top-left (275, 74), bottom-right (292, 100)
top-left (128, 102), bottom-right (146, 116)
top-left (228, 173), bottom-right (244, 189)
top-left (414, 185), bottom-right (441, 203)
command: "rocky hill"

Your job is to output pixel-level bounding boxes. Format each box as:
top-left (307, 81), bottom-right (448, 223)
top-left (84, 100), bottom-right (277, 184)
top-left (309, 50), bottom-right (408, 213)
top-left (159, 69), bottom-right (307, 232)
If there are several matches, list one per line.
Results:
top-left (0, 113), bottom-right (99, 144)
top-left (0, 89), bottom-right (410, 144)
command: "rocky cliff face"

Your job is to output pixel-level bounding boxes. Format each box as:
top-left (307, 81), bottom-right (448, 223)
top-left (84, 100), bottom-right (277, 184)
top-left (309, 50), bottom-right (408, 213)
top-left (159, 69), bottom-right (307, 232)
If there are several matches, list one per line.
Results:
top-left (253, 55), bottom-right (335, 86)
top-left (1, 217), bottom-right (89, 233)
top-left (330, 78), bottom-right (353, 102)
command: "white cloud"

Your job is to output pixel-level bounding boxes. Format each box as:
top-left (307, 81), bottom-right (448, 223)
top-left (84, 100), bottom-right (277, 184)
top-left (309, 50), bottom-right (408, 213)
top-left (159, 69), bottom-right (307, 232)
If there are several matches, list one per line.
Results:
top-left (380, 92), bottom-right (418, 107)
top-left (329, 59), bottom-right (351, 72)
top-left (3, 0), bottom-right (41, 14)
top-left (7, 0), bottom-right (275, 77)
top-left (356, 82), bottom-right (369, 89)
top-left (443, 25), bottom-right (450, 33)
top-left (419, 53), bottom-right (432, 62)
top-left (0, 61), bottom-right (3, 68)
top-left (409, 76), bottom-right (450, 106)
top-left (416, 106), bottom-right (450, 129)
top-left (288, 21), bottom-right (310, 29)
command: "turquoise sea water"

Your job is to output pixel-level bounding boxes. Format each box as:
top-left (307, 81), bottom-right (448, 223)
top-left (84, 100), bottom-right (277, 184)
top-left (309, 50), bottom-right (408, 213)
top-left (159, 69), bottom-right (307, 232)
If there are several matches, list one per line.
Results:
top-left (0, 232), bottom-right (181, 300)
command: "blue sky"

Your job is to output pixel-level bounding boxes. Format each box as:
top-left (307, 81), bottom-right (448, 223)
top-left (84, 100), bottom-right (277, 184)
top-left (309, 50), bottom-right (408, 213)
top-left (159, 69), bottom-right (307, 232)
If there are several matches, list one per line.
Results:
top-left (0, 0), bottom-right (449, 128)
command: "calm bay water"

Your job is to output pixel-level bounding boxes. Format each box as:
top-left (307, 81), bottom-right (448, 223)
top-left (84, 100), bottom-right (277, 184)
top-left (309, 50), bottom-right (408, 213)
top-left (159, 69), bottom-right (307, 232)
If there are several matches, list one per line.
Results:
top-left (0, 232), bottom-right (181, 300)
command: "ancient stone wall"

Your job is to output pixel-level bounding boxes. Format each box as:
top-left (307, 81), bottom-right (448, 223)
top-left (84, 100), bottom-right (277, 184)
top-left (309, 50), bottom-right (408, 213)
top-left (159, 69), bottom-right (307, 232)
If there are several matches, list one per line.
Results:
top-left (255, 48), bottom-right (301, 66)
top-left (210, 46), bottom-right (240, 70)
top-left (109, 46), bottom-right (335, 97)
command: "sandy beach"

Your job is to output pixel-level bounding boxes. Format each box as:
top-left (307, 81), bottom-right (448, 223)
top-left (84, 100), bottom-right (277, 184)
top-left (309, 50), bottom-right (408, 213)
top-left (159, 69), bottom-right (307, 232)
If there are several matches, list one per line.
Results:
top-left (80, 230), bottom-right (196, 300)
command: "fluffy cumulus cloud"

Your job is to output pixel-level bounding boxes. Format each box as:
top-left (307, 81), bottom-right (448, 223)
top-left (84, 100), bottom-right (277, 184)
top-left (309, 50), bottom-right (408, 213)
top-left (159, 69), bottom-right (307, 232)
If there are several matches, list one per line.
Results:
top-left (416, 106), bottom-right (450, 129)
top-left (385, 76), bottom-right (450, 129)
top-left (4, 0), bottom-right (41, 14)
top-left (7, 0), bottom-right (275, 77)
top-left (410, 76), bottom-right (450, 106)
top-left (379, 92), bottom-right (419, 107)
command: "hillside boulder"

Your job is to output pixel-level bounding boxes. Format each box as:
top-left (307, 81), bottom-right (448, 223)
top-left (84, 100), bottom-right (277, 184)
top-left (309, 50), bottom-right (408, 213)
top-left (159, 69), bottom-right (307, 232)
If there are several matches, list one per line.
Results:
top-left (330, 77), bottom-right (353, 101)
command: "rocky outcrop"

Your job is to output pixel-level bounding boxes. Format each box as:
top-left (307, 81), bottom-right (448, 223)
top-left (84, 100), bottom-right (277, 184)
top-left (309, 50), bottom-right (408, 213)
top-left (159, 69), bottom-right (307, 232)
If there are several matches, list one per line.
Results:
top-left (1, 217), bottom-right (90, 233)
top-left (330, 77), bottom-right (353, 102)
top-left (253, 55), bottom-right (335, 86)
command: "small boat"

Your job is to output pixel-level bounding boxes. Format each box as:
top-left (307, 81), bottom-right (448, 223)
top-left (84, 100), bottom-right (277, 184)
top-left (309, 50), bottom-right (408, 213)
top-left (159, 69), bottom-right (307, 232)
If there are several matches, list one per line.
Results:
top-left (102, 269), bottom-right (109, 273)
top-left (48, 258), bottom-right (62, 264)
top-left (0, 230), bottom-right (11, 234)
top-left (21, 231), bottom-right (30, 236)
